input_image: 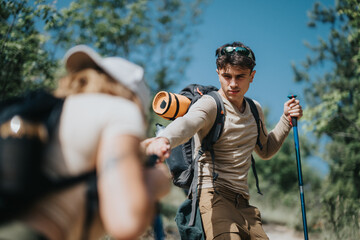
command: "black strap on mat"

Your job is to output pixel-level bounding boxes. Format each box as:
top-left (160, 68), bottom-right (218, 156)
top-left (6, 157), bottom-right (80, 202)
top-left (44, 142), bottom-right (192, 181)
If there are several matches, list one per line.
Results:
top-left (170, 94), bottom-right (180, 121)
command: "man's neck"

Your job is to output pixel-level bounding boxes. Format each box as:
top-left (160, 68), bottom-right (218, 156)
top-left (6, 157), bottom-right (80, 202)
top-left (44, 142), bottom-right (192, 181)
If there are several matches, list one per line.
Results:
top-left (219, 89), bottom-right (245, 113)
top-left (239, 99), bottom-right (246, 113)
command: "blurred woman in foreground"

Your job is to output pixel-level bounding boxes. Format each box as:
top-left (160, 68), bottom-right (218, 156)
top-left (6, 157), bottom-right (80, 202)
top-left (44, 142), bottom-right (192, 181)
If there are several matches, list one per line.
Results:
top-left (0, 45), bottom-right (171, 240)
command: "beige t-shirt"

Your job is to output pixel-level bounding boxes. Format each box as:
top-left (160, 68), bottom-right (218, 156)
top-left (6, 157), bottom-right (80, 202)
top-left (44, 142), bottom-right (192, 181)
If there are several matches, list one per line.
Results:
top-left (23, 93), bottom-right (145, 240)
top-left (159, 93), bottom-right (291, 199)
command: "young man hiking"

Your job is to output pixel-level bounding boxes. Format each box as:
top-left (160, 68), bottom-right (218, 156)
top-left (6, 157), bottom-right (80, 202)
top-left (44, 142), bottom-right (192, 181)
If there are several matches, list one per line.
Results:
top-left (144, 41), bottom-right (303, 240)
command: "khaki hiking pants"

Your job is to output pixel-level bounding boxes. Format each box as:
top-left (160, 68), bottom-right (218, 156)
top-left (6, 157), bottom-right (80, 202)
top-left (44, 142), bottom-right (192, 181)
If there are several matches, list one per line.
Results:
top-left (199, 188), bottom-right (269, 240)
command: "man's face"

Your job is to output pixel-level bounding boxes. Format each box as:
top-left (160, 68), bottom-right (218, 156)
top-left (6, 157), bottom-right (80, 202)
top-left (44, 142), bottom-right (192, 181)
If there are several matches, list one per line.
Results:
top-left (217, 65), bottom-right (255, 106)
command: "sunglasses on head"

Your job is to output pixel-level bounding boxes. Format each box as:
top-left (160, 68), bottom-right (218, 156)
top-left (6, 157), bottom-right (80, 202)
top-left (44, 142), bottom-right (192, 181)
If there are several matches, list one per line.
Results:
top-left (219, 46), bottom-right (254, 61)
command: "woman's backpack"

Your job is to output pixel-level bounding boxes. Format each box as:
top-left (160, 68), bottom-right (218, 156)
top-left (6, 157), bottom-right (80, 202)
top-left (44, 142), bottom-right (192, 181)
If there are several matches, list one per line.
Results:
top-left (0, 90), bottom-right (96, 223)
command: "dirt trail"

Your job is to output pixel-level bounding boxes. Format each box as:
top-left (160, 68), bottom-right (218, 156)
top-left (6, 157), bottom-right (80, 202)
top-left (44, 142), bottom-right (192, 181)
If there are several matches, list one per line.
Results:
top-left (139, 219), bottom-right (308, 240)
top-left (263, 224), bottom-right (304, 240)
top-left (139, 223), bottom-right (306, 239)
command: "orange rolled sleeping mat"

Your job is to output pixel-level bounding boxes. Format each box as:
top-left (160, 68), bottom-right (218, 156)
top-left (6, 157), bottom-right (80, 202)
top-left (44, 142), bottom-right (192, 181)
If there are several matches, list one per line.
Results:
top-left (152, 91), bottom-right (191, 120)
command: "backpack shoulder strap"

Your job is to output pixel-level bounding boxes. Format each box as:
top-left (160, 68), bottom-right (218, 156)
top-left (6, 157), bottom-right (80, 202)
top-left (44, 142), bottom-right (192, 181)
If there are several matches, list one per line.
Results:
top-left (202, 91), bottom-right (225, 149)
top-left (204, 91), bottom-right (225, 183)
top-left (188, 91), bottom-right (225, 226)
top-left (244, 97), bottom-right (263, 150)
top-left (244, 97), bottom-right (263, 195)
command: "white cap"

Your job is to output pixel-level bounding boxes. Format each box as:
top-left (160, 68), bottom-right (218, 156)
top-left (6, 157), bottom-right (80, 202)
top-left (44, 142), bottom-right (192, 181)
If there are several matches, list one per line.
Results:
top-left (64, 45), bottom-right (150, 111)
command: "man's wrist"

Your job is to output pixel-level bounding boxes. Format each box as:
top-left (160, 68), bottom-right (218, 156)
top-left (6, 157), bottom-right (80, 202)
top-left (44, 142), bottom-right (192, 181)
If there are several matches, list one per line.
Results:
top-left (156, 136), bottom-right (170, 144)
top-left (281, 113), bottom-right (292, 127)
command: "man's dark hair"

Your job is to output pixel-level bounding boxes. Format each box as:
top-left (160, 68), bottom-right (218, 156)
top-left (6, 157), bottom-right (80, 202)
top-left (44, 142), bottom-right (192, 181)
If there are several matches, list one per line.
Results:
top-left (215, 41), bottom-right (256, 71)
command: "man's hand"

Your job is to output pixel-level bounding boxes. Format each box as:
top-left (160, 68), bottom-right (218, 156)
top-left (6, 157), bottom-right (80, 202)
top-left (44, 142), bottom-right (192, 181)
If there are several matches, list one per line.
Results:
top-left (284, 97), bottom-right (303, 121)
top-left (141, 137), bottom-right (171, 162)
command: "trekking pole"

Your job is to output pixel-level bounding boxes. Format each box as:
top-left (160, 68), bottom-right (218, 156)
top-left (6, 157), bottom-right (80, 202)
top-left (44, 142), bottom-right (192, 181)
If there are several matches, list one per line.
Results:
top-left (288, 95), bottom-right (309, 240)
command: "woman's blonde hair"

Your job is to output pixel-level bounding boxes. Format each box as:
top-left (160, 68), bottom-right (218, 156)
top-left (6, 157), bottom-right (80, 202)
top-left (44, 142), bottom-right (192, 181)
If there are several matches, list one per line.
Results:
top-left (54, 68), bottom-right (144, 113)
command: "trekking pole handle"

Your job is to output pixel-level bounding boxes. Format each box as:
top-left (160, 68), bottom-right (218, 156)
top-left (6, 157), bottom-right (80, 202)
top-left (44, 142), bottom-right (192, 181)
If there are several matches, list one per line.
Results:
top-left (287, 95), bottom-right (298, 127)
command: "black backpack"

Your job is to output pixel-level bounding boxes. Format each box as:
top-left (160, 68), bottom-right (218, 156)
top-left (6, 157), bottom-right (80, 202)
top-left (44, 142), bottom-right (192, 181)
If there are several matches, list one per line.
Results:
top-left (155, 84), bottom-right (264, 231)
top-left (0, 90), bottom-right (96, 224)
top-left (160, 84), bottom-right (223, 190)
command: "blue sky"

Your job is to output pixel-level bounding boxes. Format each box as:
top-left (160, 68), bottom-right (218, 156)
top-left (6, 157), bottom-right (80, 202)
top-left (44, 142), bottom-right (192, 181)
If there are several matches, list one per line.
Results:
top-left (178, 0), bottom-right (335, 174)
top-left (182, 0), bottom-right (334, 122)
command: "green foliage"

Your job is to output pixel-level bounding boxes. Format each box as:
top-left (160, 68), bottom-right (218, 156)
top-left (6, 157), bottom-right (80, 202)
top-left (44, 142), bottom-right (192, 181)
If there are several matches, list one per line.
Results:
top-left (50, 0), bottom-right (151, 56)
top-left (1, 0), bottom-right (208, 101)
top-left (293, 0), bottom-right (360, 238)
top-left (250, 127), bottom-right (322, 231)
top-left (48, 0), bottom-right (207, 93)
top-left (256, 137), bottom-right (302, 193)
top-left (0, 0), bottom-right (60, 100)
